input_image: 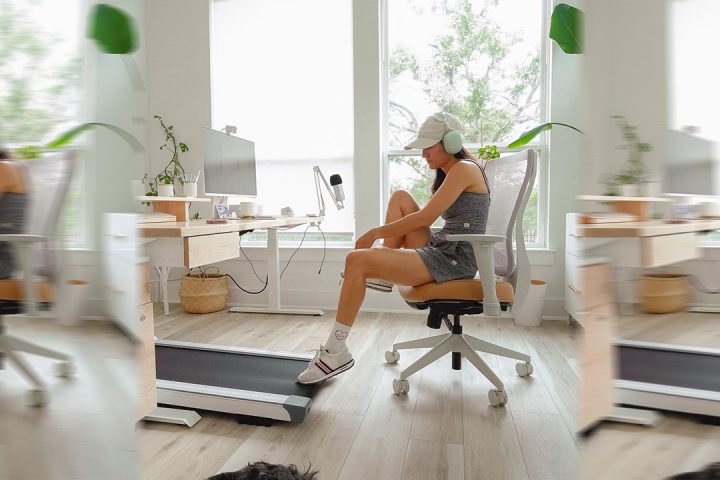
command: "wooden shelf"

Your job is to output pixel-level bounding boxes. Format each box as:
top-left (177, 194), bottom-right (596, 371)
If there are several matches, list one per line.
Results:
top-left (577, 195), bottom-right (670, 203)
top-left (136, 196), bottom-right (211, 202)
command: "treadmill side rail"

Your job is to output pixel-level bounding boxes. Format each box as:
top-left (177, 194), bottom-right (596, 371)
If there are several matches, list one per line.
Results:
top-left (157, 380), bottom-right (312, 423)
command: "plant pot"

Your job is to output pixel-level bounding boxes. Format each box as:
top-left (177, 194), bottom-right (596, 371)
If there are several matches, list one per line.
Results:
top-left (640, 182), bottom-right (661, 197)
top-left (619, 184), bottom-right (639, 197)
top-left (158, 184), bottom-right (174, 197)
top-left (182, 182), bottom-right (198, 197)
top-left (639, 274), bottom-right (690, 314)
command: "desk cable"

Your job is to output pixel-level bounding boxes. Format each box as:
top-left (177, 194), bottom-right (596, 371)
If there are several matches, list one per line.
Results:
top-left (228, 223), bottom-right (327, 295)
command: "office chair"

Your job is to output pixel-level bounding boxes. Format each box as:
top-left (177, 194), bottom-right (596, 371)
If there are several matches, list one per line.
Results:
top-left (0, 151), bottom-right (77, 406)
top-left (386, 149), bottom-right (537, 406)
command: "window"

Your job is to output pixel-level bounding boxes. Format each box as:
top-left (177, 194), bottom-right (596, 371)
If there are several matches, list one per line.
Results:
top-left (384, 0), bottom-right (548, 246)
top-left (0, 0), bottom-right (85, 245)
top-left (210, 0), bottom-right (354, 244)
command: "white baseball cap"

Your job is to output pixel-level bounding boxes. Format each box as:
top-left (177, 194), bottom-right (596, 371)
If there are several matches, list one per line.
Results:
top-left (404, 112), bottom-right (463, 150)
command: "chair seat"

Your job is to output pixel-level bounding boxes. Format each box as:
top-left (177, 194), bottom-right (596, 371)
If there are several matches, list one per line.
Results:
top-left (399, 279), bottom-right (514, 303)
top-left (0, 279), bottom-right (54, 302)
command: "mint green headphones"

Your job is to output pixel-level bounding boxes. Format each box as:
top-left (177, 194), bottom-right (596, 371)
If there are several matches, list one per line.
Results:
top-left (433, 112), bottom-right (463, 155)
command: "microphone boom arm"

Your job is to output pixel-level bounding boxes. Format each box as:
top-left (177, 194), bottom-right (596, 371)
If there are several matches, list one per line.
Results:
top-left (313, 165), bottom-right (344, 217)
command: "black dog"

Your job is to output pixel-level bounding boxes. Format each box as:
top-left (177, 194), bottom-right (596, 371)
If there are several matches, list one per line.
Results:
top-left (207, 462), bottom-right (319, 480)
top-left (668, 463), bottom-right (720, 480)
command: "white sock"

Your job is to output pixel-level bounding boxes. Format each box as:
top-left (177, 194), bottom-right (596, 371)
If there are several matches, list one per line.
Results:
top-left (325, 321), bottom-right (351, 353)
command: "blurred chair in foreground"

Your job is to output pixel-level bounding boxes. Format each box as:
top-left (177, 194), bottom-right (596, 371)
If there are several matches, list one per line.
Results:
top-left (0, 150), bottom-right (77, 406)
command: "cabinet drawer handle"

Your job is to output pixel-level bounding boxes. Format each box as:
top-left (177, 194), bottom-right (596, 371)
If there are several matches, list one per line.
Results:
top-left (139, 313), bottom-right (146, 322)
top-left (568, 284), bottom-right (582, 293)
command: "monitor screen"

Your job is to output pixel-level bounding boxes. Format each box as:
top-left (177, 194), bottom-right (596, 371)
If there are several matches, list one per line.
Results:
top-left (202, 127), bottom-right (257, 197)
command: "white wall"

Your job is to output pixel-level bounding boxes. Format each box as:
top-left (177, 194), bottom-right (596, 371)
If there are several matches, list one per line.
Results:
top-left (143, 0), bottom-right (583, 319)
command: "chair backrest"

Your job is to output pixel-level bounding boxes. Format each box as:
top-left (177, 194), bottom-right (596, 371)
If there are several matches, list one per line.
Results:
top-left (24, 150), bottom-right (77, 278)
top-left (483, 149), bottom-right (537, 279)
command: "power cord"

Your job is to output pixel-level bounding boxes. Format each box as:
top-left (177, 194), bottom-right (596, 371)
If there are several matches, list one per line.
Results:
top-left (227, 223), bottom-right (327, 295)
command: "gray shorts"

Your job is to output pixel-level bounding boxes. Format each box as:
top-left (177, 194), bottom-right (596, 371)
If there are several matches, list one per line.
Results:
top-left (415, 233), bottom-right (477, 283)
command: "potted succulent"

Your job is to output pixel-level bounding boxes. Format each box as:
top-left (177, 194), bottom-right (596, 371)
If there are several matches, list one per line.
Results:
top-left (615, 173), bottom-right (639, 197)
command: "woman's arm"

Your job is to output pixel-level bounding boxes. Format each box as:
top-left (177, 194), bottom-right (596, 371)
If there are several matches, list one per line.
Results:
top-left (356, 162), bottom-right (478, 247)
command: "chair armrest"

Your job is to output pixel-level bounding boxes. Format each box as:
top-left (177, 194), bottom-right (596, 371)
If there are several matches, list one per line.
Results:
top-left (444, 234), bottom-right (505, 244)
top-left (446, 234), bottom-right (503, 316)
top-left (0, 234), bottom-right (46, 243)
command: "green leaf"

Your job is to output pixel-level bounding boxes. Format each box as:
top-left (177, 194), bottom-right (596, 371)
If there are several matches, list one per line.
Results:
top-left (506, 122), bottom-right (584, 149)
top-left (46, 122), bottom-right (144, 152)
top-left (549, 4), bottom-right (583, 54)
top-left (87, 4), bottom-right (138, 54)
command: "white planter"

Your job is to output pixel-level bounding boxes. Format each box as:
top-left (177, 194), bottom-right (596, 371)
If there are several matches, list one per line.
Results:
top-left (158, 184), bottom-right (174, 197)
top-left (514, 279), bottom-right (547, 327)
top-left (640, 182), bottom-right (661, 197)
top-left (619, 184), bottom-right (639, 197)
top-left (56, 280), bottom-right (90, 326)
top-left (182, 182), bottom-right (198, 197)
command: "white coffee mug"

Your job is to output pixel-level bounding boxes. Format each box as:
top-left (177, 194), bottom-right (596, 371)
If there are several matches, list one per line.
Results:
top-left (239, 201), bottom-right (258, 217)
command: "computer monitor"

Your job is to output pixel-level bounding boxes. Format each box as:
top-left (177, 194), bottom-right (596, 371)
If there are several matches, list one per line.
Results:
top-left (202, 127), bottom-right (257, 197)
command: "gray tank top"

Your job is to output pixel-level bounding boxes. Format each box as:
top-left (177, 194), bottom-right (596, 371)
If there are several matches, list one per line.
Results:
top-left (0, 192), bottom-right (28, 278)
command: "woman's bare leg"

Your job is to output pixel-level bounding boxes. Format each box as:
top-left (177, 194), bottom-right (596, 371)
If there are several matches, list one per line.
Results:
top-left (381, 190), bottom-right (431, 249)
top-left (336, 248), bottom-right (433, 326)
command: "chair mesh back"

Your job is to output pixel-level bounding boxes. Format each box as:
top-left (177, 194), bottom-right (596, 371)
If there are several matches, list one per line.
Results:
top-left (24, 151), bottom-right (76, 278)
top-left (483, 149), bottom-right (536, 278)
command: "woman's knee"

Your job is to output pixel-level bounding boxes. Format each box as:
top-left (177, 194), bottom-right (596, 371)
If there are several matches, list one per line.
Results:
top-left (345, 249), bottom-right (369, 272)
top-left (389, 189), bottom-right (420, 213)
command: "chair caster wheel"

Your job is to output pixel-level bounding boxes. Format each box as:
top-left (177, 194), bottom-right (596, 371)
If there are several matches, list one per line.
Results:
top-left (393, 379), bottom-right (410, 395)
top-left (54, 361), bottom-right (76, 378)
top-left (488, 389), bottom-right (507, 407)
top-left (515, 362), bottom-right (533, 377)
top-left (385, 350), bottom-right (400, 364)
top-left (27, 389), bottom-right (48, 407)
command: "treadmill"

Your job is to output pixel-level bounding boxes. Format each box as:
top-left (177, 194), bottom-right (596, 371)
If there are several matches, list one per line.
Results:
top-left (615, 340), bottom-right (720, 419)
top-left (151, 339), bottom-right (320, 426)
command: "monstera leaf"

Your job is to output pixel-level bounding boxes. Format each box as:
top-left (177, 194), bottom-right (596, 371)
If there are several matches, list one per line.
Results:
top-left (47, 123), bottom-right (143, 152)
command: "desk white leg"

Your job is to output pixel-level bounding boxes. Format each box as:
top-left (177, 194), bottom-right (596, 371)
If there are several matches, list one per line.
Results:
top-left (154, 266), bottom-right (171, 316)
top-left (619, 267), bottom-right (635, 316)
top-left (228, 228), bottom-right (324, 316)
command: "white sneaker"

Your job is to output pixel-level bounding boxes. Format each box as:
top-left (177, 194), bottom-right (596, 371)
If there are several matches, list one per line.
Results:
top-left (340, 272), bottom-right (393, 293)
top-left (297, 345), bottom-right (355, 385)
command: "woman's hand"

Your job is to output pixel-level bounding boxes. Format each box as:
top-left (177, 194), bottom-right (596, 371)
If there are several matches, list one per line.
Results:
top-left (355, 229), bottom-right (379, 249)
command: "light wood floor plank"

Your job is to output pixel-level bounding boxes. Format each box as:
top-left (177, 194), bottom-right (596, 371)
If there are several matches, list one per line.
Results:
top-left (401, 440), bottom-right (464, 480)
top-left (513, 411), bottom-right (579, 480)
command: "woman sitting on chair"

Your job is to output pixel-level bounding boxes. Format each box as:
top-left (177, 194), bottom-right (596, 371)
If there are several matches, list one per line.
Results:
top-left (0, 149), bottom-right (29, 279)
top-left (298, 112), bottom-right (491, 384)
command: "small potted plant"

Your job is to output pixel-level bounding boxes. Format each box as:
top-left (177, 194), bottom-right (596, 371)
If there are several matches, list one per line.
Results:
top-left (615, 173), bottom-right (639, 197)
top-left (612, 115), bottom-right (652, 195)
top-left (477, 144), bottom-right (500, 163)
top-left (147, 115), bottom-right (189, 197)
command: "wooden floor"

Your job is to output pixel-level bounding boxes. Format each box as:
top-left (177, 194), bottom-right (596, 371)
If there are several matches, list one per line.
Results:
top-left (141, 305), bottom-right (580, 480)
top-left (0, 317), bottom-right (139, 479)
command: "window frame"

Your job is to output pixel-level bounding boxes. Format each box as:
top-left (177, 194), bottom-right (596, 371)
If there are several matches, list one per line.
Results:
top-left (379, 0), bottom-right (552, 248)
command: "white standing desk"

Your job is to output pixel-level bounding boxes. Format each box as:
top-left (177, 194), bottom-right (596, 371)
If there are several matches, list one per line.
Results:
top-left (138, 216), bottom-right (325, 316)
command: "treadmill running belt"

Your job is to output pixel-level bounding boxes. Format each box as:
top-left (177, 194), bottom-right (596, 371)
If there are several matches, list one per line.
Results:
top-left (619, 346), bottom-right (720, 392)
top-left (156, 346), bottom-right (319, 398)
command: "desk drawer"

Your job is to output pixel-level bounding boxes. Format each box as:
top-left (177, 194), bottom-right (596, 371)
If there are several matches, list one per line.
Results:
top-left (641, 233), bottom-right (698, 268)
top-left (183, 232), bottom-right (240, 268)
top-left (581, 262), bottom-right (612, 311)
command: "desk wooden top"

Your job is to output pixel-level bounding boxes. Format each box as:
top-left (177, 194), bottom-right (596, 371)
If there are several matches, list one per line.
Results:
top-left (138, 216), bottom-right (322, 238)
top-left (579, 219), bottom-right (720, 238)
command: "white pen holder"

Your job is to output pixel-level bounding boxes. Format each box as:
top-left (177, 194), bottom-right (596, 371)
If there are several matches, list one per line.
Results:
top-left (183, 182), bottom-right (198, 197)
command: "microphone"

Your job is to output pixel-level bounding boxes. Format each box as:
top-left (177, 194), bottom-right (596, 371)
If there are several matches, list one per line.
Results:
top-left (329, 174), bottom-right (345, 203)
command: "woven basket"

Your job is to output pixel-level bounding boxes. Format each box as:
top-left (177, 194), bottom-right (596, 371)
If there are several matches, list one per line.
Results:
top-left (179, 267), bottom-right (229, 314)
